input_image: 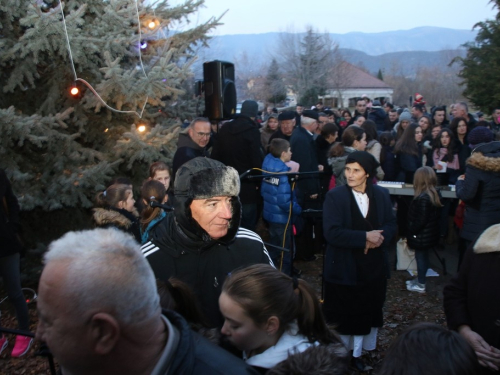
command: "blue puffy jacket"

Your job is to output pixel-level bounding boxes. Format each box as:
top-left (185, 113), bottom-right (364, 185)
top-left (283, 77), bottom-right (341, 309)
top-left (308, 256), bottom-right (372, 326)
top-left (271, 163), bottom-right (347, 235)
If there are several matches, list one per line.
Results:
top-left (261, 154), bottom-right (302, 224)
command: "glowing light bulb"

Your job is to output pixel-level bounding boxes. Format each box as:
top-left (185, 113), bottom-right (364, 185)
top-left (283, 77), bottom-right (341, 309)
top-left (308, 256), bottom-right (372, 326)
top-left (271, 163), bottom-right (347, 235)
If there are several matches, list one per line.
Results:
top-left (138, 125), bottom-right (146, 132)
top-left (148, 21), bottom-right (156, 29)
top-left (70, 87), bottom-right (79, 95)
top-left (140, 40), bottom-right (148, 49)
top-left (104, 128), bottom-right (109, 133)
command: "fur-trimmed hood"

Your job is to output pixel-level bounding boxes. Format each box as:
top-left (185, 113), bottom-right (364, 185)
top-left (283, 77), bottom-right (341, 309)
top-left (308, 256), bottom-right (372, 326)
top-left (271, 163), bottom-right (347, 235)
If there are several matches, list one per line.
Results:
top-left (92, 207), bottom-right (138, 229)
top-left (474, 224), bottom-right (500, 254)
top-left (467, 141), bottom-right (500, 173)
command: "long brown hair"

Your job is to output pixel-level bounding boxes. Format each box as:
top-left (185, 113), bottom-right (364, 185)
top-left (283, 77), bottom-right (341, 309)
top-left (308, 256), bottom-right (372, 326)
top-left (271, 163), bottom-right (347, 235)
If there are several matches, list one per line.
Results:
top-left (413, 167), bottom-right (442, 207)
top-left (140, 180), bottom-right (166, 231)
top-left (95, 184), bottom-right (131, 209)
top-left (222, 264), bottom-right (340, 345)
top-left (395, 124), bottom-right (421, 156)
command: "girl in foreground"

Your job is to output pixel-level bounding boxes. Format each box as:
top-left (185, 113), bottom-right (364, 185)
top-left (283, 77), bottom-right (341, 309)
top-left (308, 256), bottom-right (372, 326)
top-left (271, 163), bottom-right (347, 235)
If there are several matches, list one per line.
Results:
top-left (219, 264), bottom-right (346, 373)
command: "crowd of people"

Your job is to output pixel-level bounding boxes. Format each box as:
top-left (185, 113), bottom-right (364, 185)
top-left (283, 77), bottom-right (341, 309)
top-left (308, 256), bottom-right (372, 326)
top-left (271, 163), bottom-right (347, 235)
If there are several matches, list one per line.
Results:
top-left (1, 94), bottom-right (500, 374)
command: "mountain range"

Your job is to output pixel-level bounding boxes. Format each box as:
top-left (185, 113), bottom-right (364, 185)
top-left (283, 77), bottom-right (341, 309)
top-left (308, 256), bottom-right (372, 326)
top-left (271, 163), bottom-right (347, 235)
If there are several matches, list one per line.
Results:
top-left (194, 26), bottom-right (475, 76)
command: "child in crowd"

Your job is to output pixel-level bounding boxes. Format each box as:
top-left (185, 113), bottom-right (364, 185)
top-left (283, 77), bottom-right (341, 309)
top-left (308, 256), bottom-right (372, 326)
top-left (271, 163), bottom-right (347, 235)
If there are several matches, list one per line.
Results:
top-left (377, 323), bottom-right (479, 375)
top-left (92, 183), bottom-right (141, 242)
top-left (219, 264), bottom-right (347, 374)
top-left (148, 161), bottom-right (173, 204)
top-left (261, 139), bottom-right (302, 275)
top-left (139, 180), bottom-right (167, 244)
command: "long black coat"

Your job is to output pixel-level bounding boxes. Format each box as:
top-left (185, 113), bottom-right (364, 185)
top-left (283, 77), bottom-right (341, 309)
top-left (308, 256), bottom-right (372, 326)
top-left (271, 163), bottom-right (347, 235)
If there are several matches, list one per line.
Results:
top-left (290, 126), bottom-right (320, 201)
top-left (407, 192), bottom-right (441, 250)
top-left (0, 169), bottom-right (22, 258)
top-left (456, 141), bottom-right (500, 241)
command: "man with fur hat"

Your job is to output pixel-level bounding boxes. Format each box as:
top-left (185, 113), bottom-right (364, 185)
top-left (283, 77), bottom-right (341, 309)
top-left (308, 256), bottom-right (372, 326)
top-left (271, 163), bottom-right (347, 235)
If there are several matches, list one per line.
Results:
top-left (141, 157), bottom-right (273, 327)
top-left (211, 100), bottom-right (264, 231)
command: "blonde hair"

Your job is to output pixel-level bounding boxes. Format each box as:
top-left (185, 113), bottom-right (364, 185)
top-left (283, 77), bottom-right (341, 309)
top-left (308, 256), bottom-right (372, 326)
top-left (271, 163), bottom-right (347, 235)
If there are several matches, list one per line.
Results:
top-left (413, 167), bottom-right (443, 207)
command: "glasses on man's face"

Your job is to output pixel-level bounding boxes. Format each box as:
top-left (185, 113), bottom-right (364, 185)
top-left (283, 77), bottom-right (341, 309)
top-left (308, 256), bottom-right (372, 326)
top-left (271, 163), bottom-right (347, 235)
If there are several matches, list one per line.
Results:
top-left (196, 132), bottom-right (211, 138)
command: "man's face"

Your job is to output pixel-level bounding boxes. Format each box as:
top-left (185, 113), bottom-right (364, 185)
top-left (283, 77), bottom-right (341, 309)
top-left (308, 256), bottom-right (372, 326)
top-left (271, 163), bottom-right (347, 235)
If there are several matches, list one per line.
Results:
top-left (296, 106), bottom-right (304, 115)
top-left (280, 119), bottom-right (295, 136)
top-left (36, 261), bottom-right (92, 372)
top-left (493, 109), bottom-right (500, 124)
top-left (316, 103), bottom-right (323, 110)
top-left (453, 105), bottom-right (466, 119)
top-left (190, 196), bottom-right (232, 239)
top-left (188, 121), bottom-right (211, 148)
top-left (356, 100), bottom-right (366, 115)
top-left (318, 116), bottom-right (328, 131)
top-left (434, 110), bottom-right (445, 125)
top-left (266, 106), bottom-right (273, 114)
top-left (389, 111), bottom-right (398, 122)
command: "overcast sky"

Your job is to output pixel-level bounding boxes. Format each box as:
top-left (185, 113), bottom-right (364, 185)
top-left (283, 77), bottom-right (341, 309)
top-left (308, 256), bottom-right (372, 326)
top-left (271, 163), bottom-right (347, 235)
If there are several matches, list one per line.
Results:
top-left (169, 0), bottom-right (496, 35)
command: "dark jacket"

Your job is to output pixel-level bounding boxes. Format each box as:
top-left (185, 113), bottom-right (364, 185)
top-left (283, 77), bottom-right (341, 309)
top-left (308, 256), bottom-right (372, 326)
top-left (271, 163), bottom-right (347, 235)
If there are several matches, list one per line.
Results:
top-left (456, 141), bottom-right (500, 241)
top-left (368, 107), bottom-right (388, 133)
top-left (268, 128), bottom-right (291, 144)
top-left (160, 310), bottom-right (259, 375)
top-left (211, 115), bottom-right (264, 204)
top-left (396, 147), bottom-right (423, 183)
top-left (172, 132), bottom-right (210, 180)
top-left (261, 154), bottom-right (302, 224)
top-left (0, 169), bottom-right (22, 258)
top-left (92, 207), bottom-right (141, 243)
top-left (380, 145), bottom-right (397, 181)
top-left (443, 224), bottom-right (500, 350)
top-left (323, 184), bottom-right (397, 285)
top-left (290, 126), bottom-right (321, 200)
top-left (141, 159), bottom-right (273, 327)
top-left (407, 193), bottom-right (441, 250)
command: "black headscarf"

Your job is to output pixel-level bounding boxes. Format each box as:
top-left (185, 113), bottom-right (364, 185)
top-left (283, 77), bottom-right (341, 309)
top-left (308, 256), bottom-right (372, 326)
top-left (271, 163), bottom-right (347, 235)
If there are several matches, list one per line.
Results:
top-left (345, 151), bottom-right (380, 178)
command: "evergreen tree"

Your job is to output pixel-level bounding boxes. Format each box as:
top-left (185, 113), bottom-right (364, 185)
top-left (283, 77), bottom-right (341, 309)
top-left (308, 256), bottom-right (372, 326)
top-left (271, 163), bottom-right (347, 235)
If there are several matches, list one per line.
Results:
top-left (377, 69), bottom-right (384, 81)
top-left (0, 0), bottom-right (221, 242)
top-left (454, 0), bottom-right (500, 112)
top-left (265, 58), bottom-right (286, 105)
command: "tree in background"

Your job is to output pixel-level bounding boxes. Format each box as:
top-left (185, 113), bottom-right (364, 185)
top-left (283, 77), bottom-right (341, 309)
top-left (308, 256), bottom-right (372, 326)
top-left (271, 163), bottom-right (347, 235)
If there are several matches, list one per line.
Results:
top-left (278, 27), bottom-right (338, 106)
top-left (0, 0), bottom-right (221, 244)
top-left (265, 58), bottom-right (287, 106)
top-left (454, 0), bottom-right (500, 113)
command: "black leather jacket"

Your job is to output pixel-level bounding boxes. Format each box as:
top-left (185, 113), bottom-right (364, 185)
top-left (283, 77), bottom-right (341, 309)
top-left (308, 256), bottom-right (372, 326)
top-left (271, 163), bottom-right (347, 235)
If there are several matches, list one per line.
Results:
top-left (407, 192), bottom-right (441, 250)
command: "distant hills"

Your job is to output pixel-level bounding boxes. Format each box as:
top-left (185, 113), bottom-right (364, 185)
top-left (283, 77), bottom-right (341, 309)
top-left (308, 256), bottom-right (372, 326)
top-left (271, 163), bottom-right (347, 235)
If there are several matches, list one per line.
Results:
top-left (195, 26), bottom-right (474, 76)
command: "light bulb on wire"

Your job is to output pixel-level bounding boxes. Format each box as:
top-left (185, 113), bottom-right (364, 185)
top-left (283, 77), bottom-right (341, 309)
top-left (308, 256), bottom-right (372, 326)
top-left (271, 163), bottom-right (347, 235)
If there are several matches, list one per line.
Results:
top-left (138, 125), bottom-right (146, 133)
top-left (148, 20), bottom-right (156, 29)
top-left (70, 86), bottom-right (79, 96)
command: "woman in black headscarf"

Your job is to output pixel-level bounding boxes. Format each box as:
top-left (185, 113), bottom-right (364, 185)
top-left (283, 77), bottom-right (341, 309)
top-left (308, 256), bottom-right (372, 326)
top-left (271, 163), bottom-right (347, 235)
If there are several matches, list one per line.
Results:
top-left (322, 151), bottom-right (397, 370)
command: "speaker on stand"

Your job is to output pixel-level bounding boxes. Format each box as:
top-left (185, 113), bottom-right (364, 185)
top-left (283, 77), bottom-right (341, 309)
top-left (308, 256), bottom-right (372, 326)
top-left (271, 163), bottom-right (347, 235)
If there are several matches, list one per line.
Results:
top-left (203, 60), bottom-right (237, 121)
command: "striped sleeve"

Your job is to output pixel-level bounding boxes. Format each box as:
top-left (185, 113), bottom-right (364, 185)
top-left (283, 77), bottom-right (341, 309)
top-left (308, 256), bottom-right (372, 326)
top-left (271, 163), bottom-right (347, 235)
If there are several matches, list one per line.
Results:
top-left (236, 228), bottom-right (275, 268)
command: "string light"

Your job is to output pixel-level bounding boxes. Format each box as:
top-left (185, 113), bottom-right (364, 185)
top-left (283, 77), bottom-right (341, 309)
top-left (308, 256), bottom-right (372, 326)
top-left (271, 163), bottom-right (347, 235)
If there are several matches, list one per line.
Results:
top-left (70, 86), bottom-right (79, 96)
top-left (138, 124), bottom-right (146, 132)
top-left (148, 20), bottom-right (156, 29)
top-left (58, 0), bottom-right (150, 118)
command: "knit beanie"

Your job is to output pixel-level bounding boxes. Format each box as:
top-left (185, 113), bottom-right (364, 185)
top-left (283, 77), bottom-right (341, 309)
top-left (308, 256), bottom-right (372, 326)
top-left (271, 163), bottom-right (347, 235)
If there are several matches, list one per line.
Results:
top-left (399, 110), bottom-right (411, 122)
top-left (468, 126), bottom-right (494, 148)
top-left (240, 100), bottom-right (258, 118)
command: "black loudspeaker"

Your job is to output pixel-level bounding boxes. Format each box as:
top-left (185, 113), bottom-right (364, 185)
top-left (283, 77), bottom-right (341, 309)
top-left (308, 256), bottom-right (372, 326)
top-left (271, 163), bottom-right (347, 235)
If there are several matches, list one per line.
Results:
top-left (203, 60), bottom-right (237, 120)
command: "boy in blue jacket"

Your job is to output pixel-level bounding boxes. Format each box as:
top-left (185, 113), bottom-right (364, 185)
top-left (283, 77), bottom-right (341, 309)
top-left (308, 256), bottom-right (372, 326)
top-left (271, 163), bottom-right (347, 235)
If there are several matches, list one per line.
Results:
top-left (261, 139), bottom-right (302, 275)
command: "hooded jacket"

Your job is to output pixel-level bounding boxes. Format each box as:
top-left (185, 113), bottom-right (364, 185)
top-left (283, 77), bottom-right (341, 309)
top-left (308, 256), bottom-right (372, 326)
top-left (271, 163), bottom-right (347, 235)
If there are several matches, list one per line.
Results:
top-left (141, 158), bottom-right (273, 327)
top-left (211, 115), bottom-right (264, 204)
top-left (92, 207), bottom-right (141, 243)
top-left (172, 132), bottom-right (210, 180)
top-left (456, 141), bottom-right (500, 241)
top-left (444, 224), bottom-right (500, 349)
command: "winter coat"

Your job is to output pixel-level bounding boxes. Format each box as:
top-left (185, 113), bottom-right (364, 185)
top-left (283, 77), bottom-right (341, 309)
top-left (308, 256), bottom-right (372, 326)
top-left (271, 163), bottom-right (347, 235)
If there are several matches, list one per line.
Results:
top-left (159, 310), bottom-right (259, 375)
top-left (432, 147), bottom-right (460, 185)
top-left (211, 115), bottom-right (264, 204)
top-left (443, 224), bottom-right (500, 350)
top-left (328, 146), bottom-right (356, 187)
top-left (92, 207), bottom-right (141, 243)
top-left (366, 140), bottom-right (385, 180)
top-left (260, 124), bottom-right (276, 151)
top-left (380, 145), bottom-right (397, 181)
top-left (172, 132), bottom-right (210, 180)
top-left (396, 147), bottom-right (423, 183)
top-left (261, 154), bottom-right (302, 224)
top-left (456, 141), bottom-right (500, 241)
top-left (290, 126), bottom-right (321, 200)
top-left (141, 158), bottom-right (273, 327)
top-left (268, 128), bottom-right (291, 144)
top-left (0, 169), bottom-right (22, 258)
top-left (407, 193), bottom-right (441, 250)
top-left (368, 107), bottom-right (388, 132)
top-left (323, 184), bottom-right (397, 285)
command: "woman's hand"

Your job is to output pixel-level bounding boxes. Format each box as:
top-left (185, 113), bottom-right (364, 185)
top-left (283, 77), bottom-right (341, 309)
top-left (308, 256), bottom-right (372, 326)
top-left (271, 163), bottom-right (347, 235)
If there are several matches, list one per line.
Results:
top-left (365, 230), bottom-right (384, 253)
top-left (435, 163), bottom-right (443, 170)
top-left (459, 325), bottom-right (500, 371)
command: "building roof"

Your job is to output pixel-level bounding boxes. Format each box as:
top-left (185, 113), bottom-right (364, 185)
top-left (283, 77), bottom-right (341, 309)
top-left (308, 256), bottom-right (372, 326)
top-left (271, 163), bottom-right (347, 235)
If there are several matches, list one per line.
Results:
top-left (337, 62), bottom-right (392, 89)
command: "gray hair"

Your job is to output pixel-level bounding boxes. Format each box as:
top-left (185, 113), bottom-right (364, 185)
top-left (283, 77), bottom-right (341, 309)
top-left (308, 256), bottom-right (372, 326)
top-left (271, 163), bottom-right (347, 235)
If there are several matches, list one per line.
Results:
top-left (44, 228), bottom-right (160, 325)
top-left (455, 102), bottom-right (468, 113)
top-left (301, 116), bottom-right (316, 127)
top-left (189, 117), bottom-right (210, 129)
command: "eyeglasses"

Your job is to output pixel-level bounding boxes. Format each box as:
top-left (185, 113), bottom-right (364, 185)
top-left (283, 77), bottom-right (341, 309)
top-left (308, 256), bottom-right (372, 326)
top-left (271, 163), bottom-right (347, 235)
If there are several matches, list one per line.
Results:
top-left (196, 132), bottom-right (211, 138)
